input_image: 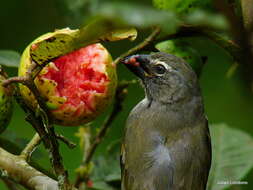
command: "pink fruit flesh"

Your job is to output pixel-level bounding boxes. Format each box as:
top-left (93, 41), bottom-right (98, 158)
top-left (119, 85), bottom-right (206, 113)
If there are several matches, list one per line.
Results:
top-left (125, 57), bottom-right (140, 66)
top-left (39, 44), bottom-right (109, 116)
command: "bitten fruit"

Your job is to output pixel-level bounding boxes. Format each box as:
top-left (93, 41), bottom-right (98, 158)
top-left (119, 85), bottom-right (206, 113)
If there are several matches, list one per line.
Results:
top-left (18, 30), bottom-right (117, 126)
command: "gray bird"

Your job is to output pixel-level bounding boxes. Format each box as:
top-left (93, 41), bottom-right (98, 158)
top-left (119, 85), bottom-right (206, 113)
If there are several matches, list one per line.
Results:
top-left (121, 52), bottom-right (211, 190)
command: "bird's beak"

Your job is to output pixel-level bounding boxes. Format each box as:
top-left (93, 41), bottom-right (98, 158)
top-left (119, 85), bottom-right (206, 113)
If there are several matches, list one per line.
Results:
top-left (121, 54), bottom-right (152, 79)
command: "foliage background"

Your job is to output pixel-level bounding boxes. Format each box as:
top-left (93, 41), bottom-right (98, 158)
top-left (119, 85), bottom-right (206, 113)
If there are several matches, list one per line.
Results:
top-left (0, 0), bottom-right (253, 190)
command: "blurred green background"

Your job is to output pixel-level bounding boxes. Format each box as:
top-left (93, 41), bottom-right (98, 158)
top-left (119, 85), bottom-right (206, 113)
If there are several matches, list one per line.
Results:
top-left (0, 0), bottom-right (253, 190)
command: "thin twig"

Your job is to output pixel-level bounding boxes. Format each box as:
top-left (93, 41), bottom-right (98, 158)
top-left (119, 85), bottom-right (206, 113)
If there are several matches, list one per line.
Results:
top-left (2, 76), bottom-right (28, 87)
top-left (20, 133), bottom-right (41, 162)
top-left (56, 134), bottom-right (76, 149)
top-left (113, 26), bottom-right (161, 65)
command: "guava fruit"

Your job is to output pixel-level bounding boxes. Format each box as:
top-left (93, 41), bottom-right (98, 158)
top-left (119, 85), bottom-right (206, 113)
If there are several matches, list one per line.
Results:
top-left (18, 29), bottom-right (117, 126)
top-left (0, 71), bottom-right (13, 133)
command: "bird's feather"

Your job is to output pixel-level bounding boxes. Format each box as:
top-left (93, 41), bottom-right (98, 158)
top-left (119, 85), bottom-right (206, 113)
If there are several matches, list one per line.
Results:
top-left (121, 98), bottom-right (211, 190)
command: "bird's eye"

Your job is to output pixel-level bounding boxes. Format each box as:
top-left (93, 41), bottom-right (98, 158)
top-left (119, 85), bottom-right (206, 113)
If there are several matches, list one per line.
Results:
top-left (154, 64), bottom-right (166, 75)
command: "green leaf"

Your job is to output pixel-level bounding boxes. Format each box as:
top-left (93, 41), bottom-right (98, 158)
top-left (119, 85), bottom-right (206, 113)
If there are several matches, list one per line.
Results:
top-left (30, 21), bottom-right (137, 65)
top-left (153, 0), bottom-right (213, 13)
top-left (184, 10), bottom-right (229, 30)
top-left (153, 0), bottom-right (197, 13)
top-left (54, 0), bottom-right (96, 26)
top-left (91, 154), bottom-right (121, 182)
top-left (89, 154), bottom-right (120, 190)
top-left (0, 50), bottom-right (21, 68)
top-left (95, 3), bottom-right (179, 33)
top-left (77, 18), bottom-right (137, 45)
top-left (105, 173), bottom-right (121, 182)
top-left (207, 123), bottom-right (253, 190)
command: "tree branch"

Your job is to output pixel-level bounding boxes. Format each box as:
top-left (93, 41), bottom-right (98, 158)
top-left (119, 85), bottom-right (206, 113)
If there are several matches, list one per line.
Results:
top-left (154, 25), bottom-right (243, 62)
top-left (0, 136), bottom-right (56, 179)
top-left (0, 147), bottom-right (77, 190)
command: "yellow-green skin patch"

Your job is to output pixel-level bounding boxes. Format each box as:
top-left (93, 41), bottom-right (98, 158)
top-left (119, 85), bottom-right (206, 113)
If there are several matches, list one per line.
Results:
top-left (0, 75), bottom-right (13, 133)
top-left (18, 29), bottom-right (117, 126)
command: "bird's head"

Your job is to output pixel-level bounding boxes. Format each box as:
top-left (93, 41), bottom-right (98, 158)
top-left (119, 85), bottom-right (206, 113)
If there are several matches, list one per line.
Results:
top-left (122, 52), bottom-right (200, 104)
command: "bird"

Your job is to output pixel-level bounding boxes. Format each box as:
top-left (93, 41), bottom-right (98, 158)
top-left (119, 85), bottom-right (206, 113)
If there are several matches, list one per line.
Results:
top-left (121, 52), bottom-right (211, 190)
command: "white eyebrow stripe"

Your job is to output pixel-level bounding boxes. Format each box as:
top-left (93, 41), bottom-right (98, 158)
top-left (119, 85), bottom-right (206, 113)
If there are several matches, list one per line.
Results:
top-left (155, 60), bottom-right (173, 71)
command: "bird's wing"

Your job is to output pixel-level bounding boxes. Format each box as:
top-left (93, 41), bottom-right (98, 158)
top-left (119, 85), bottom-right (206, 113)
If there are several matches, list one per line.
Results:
top-left (187, 118), bottom-right (211, 190)
top-left (163, 118), bottom-right (211, 190)
top-left (199, 118), bottom-right (212, 189)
